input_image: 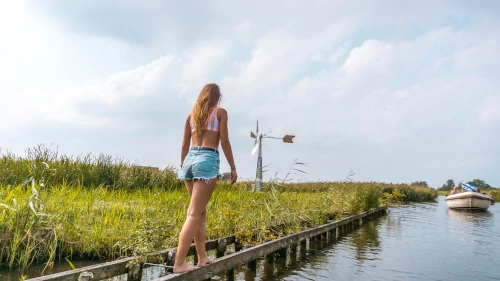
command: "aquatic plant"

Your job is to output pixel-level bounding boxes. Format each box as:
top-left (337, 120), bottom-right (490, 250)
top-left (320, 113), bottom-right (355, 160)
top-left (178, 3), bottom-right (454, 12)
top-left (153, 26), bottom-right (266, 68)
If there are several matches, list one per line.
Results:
top-left (0, 144), bottom-right (182, 190)
top-left (0, 145), bottom-right (437, 272)
top-left (489, 190), bottom-right (500, 202)
top-left (0, 180), bottom-right (430, 271)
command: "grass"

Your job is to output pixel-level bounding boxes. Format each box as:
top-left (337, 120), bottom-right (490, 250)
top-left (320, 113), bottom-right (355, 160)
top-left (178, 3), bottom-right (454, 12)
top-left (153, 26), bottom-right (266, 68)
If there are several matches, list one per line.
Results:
top-left (0, 180), bottom-right (434, 271)
top-left (0, 144), bottom-right (182, 190)
top-left (488, 190), bottom-right (500, 201)
top-left (0, 145), bottom-right (438, 272)
top-left (269, 181), bottom-right (437, 202)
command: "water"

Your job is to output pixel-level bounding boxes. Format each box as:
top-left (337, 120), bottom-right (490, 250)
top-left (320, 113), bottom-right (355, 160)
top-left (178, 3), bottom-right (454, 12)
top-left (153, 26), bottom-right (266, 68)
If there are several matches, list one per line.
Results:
top-left (256, 196), bottom-right (500, 281)
top-left (2, 196), bottom-right (498, 281)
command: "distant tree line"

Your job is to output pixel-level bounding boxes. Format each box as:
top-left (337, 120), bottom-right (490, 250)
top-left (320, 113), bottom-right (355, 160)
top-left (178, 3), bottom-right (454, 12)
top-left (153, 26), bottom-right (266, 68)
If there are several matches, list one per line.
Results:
top-left (411, 181), bottom-right (429, 187)
top-left (437, 179), bottom-right (498, 191)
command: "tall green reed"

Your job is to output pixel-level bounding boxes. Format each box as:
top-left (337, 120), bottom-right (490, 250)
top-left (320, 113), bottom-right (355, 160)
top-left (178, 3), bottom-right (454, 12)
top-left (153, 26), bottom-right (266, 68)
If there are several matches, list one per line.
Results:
top-left (0, 145), bottom-right (437, 272)
top-left (0, 144), bottom-right (183, 190)
top-left (489, 190), bottom-right (500, 202)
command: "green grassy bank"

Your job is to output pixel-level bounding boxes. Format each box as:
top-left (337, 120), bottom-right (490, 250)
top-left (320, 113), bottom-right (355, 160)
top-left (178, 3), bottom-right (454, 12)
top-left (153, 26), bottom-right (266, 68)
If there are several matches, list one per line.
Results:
top-left (0, 146), bottom-right (437, 271)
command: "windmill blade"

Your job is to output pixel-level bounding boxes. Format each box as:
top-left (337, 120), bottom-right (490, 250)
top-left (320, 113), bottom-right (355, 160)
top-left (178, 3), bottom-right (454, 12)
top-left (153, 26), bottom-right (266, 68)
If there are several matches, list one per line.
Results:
top-left (256, 120), bottom-right (259, 136)
top-left (251, 138), bottom-right (260, 155)
top-left (251, 131), bottom-right (256, 138)
top-left (283, 135), bottom-right (295, 143)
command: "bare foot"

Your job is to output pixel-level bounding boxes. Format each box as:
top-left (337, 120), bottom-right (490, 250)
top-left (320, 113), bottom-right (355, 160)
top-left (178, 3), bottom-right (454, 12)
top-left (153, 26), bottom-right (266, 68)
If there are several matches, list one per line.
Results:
top-left (197, 257), bottom-right (215, 267)
top-left (173, 263), bottom-right (197, 273)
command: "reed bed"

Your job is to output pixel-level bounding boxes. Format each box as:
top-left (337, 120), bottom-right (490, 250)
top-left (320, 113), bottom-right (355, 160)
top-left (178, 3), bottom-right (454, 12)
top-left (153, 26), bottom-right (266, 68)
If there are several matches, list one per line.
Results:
top-left (0, 145), bottom-right (437, 271)
top-left (489, 190), bottom-right (500, 202)
top-left (0, 180), bottom-right (433, 271)
top-left (0, 145), bottom-right (182, 190)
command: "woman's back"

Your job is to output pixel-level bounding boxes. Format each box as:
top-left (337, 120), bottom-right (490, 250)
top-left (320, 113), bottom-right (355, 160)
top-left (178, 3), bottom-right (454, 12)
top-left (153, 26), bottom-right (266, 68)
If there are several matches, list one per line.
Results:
top-left (188, 106), bottom-right (222, 149)
top-left (175, 84), bottom-right (237, 273)
top-left (179, 83), bottom-right (235, 180)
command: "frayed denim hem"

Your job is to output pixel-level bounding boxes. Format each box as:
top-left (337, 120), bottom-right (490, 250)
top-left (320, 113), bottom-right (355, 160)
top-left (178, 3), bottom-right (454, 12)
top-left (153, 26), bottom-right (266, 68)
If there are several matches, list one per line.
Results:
top-left (183, 174), bottom-right (222, 184)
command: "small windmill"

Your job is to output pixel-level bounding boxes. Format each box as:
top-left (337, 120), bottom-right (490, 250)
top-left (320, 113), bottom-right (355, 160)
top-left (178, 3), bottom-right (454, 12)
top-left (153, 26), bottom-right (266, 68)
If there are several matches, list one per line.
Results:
top-left (250, 121), bottom-right (295, 191)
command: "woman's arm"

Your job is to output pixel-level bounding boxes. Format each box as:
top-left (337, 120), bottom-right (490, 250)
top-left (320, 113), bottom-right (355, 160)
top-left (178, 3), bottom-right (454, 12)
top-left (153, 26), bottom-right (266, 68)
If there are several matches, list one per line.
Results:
top-left (180, 115), bottom-right (191, 167)
top-left (219, 108), bottom-right (237, 183)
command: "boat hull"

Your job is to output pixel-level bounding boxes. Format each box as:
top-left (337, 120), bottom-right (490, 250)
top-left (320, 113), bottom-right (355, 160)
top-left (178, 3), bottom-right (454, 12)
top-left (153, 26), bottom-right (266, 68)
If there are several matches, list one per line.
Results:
top-left (445, 192), bottom-right (494, 211)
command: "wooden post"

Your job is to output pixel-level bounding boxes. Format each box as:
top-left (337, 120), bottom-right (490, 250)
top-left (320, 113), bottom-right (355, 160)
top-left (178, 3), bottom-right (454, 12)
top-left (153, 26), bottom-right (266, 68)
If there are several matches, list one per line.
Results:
top-left (316, 235), bottom-right (322, 248)
top-left (165, 251), bottom-right (175, 273)
top-left (321, 233), bottom-right (327, 244)
top-left (216, 238), bottom-right (227, 258)
top-left (288, 243), bottom-right (297, 265)
top-left (225, 246), bottom-right (235, 281)
top-left (309, 236), bottom-right (317, 251)
top-left (127, 263), bottom-right (143, 281)
top-left (244, 244), bottom-right (257, 271)
top-left (264, 252), bottom-right (274, 263)
top-left (277, 247), bottom-right (287, 258)
top-left (225, 268), bottom-right (234, 281)
top-left (78, 272), bottom-right (93, 281)
top-left (235, 240), bottom-right (242, 252)
top-left (193, 248), bottom-right (198, 265)
top-left (300, 239), bottom-right (307, 257)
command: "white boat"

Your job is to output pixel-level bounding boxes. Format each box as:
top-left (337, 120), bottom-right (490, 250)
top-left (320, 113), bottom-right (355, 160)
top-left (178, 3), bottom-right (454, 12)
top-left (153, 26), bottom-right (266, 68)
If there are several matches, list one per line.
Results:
top-left (445, 191), bottom-right (495, 211)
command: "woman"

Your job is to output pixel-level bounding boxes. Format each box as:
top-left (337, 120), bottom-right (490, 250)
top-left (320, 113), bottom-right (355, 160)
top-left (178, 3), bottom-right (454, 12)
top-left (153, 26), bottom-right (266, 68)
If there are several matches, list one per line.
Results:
top-left (174, 83), bottom-right (237, 273)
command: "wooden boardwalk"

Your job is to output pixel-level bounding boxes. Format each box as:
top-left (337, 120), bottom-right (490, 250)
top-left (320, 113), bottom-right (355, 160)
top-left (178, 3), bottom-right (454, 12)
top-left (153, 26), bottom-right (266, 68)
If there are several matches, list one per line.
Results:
top-left (27, 207), bottom-right (386, 281)
top-left (155, 207), bottom-right (386, 281)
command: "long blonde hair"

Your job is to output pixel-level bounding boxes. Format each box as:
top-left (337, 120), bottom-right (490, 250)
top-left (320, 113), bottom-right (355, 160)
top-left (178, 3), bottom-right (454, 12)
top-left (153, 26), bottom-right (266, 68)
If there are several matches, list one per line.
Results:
top-left (191, 83), bottom-right (222, 136)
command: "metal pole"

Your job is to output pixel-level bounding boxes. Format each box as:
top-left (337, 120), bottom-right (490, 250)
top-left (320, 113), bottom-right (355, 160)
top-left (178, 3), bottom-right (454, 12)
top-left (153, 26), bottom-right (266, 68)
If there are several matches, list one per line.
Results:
top-left (255, 135), bottom-right (263, 191)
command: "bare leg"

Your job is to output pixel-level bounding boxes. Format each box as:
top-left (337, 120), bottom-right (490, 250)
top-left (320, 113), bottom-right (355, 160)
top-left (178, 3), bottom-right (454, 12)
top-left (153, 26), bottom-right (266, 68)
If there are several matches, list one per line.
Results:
top-left (184, 180), bottom-right (214, 266)
top-left (173, 179), bottom-right (217, 273)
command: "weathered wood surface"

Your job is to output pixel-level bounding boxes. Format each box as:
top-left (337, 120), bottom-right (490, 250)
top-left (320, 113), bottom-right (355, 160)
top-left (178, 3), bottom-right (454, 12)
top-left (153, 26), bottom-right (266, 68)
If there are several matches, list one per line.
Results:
top-left (27, 207), bottom-right (385, 281)
top-left (26, 211), bottom-right (336, 281)
top-left (26, 236), bottom-right (235, 281)
top-left (154, 207), bottom-right (385, 281)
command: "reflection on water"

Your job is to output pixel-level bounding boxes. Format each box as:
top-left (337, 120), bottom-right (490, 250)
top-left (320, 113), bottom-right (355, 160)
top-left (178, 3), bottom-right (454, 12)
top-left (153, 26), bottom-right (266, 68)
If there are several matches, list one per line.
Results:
top-left (260, 196), bottom-right (500, 281)
top-left (447, 208), bottom-right (493, 225)
top-left (0, 260), bottom-right (104, 281)
top-left (2, 197), bottom-right (499, 281)
top-left (346, 218), bottom-right (381, 263)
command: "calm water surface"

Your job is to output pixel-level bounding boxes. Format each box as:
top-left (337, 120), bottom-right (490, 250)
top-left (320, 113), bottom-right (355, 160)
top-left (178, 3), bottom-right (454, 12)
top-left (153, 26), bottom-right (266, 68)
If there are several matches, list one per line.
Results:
top-left (2, 196), bottom-right (498, 281)
top-left (257, 196), bottom-right (499, 281)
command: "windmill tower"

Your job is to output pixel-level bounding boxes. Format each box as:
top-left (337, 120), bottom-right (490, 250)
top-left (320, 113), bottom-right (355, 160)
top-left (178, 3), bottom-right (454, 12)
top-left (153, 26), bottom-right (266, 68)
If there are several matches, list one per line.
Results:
top-left (250, 121), bottom-right (295, 191)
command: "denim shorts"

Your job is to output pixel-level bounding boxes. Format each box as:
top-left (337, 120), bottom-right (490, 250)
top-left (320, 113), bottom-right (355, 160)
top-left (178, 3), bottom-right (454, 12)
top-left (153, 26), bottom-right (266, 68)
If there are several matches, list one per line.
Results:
top-left (178, 146), bottom-right (222, 182)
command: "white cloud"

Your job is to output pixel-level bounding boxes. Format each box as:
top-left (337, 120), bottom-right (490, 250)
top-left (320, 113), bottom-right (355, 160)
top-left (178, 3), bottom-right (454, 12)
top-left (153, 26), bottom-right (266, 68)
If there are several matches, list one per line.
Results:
top-left (219, 25), bottom-right (500, 149)
top-left (454, 39), bottom-right (500, 70)
top-left (223, 19), bottom-right (355, 97)
top-left (478, 95), bottom-right (500, 126)
top-left (0, 41), bottom-right (232, 136)
top-left (393, 89), bottom-right (410, 100)
top-left (1, 1), bottom-right (500, 187)
top-left (180, 40), bottom-right (232, 96)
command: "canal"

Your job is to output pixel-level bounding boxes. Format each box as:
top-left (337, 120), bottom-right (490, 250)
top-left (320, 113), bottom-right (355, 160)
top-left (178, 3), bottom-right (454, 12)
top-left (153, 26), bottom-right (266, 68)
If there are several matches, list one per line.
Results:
top-left (1, 196), bottom-right (498, 281)
top-left (254, 195), bottom-right (499, 281)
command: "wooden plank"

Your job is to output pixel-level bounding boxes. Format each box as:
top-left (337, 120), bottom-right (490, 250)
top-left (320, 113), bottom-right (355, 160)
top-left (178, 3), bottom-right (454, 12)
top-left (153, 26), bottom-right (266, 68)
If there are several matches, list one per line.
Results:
top-left (26, 209), bottom-right (335, 281)
top-left (27, 236), bottom-right (235, 281)
top-left (28, 208), bottom-right (384, 281)
top-left (26, 258), bottom-right (134, 281)
top-left (155, 207), bottom-right (385, 281)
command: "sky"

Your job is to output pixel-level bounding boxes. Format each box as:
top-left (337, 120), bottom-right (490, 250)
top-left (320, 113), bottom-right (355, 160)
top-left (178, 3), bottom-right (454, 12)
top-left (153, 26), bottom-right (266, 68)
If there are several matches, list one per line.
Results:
top-left (1, 0), bottom-right (499, 188)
